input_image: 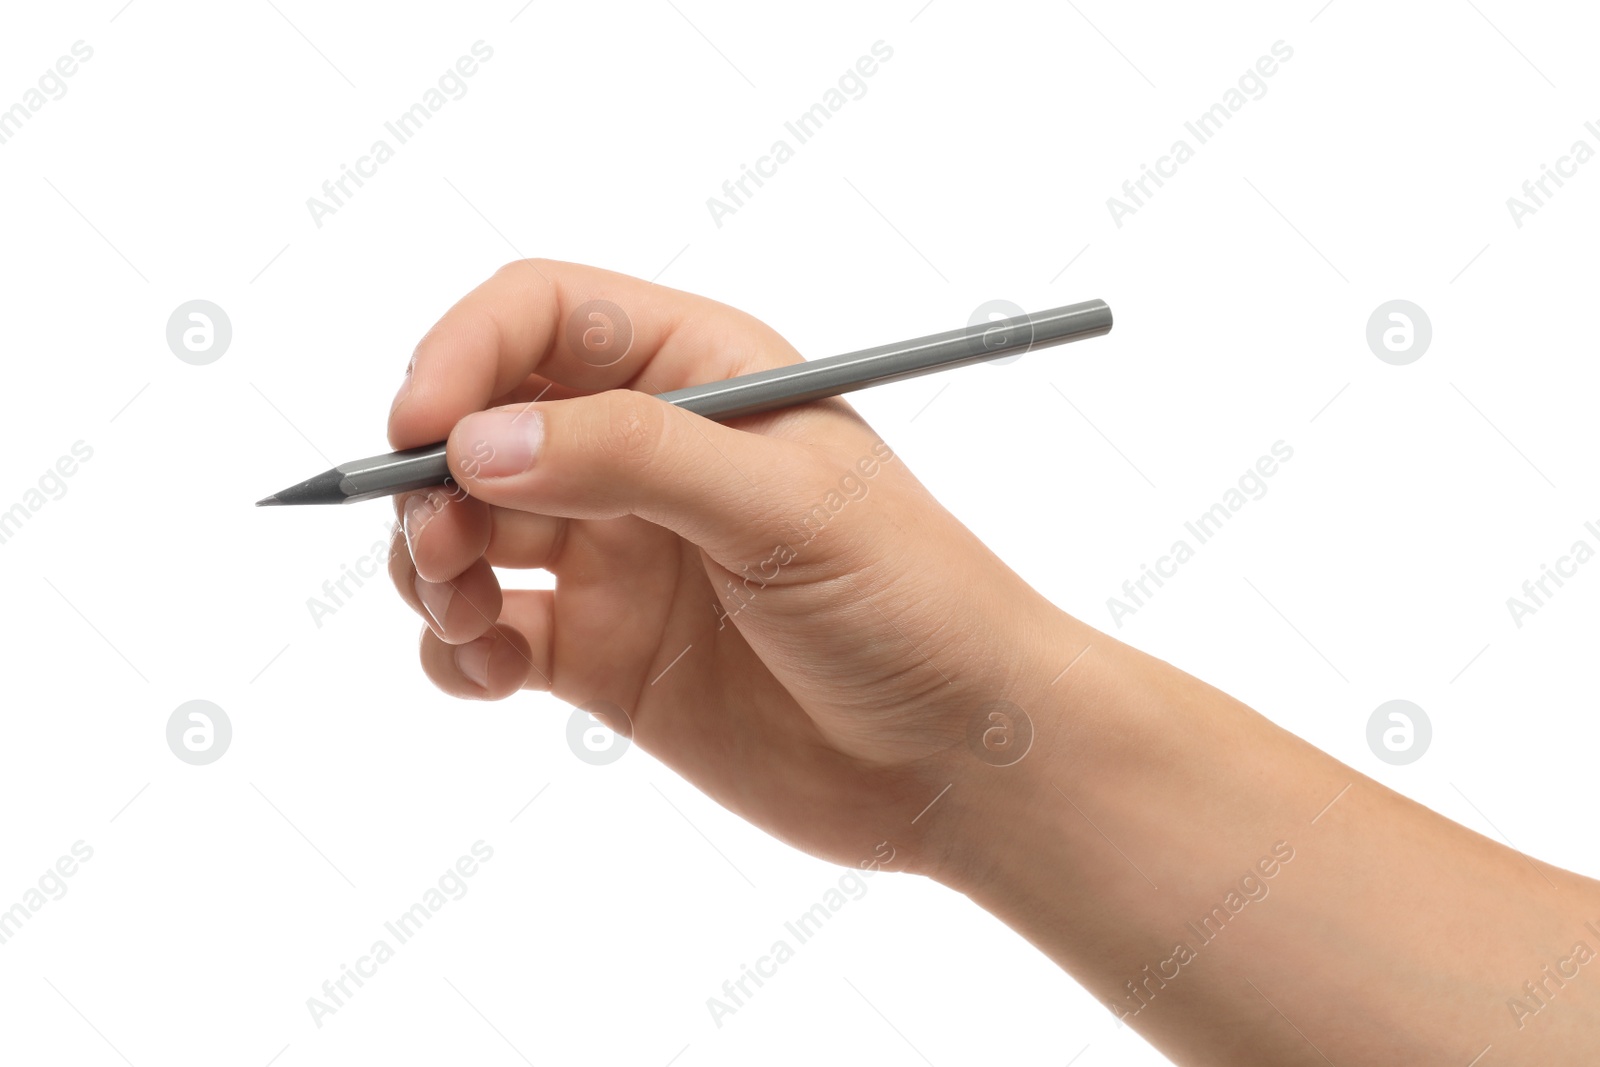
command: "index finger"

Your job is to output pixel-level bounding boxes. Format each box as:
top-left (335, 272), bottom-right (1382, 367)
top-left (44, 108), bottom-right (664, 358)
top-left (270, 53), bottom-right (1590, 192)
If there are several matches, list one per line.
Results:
top-left (388, 258), bottom-right (803, 450)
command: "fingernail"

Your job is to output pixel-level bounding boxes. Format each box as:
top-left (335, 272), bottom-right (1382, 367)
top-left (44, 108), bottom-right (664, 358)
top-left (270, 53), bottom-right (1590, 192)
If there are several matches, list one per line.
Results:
top-left (402, 492), bottom-right (436, 558)
top-left (414, 575), bottom-right (454, 632)
top-left (454, 410), bottom-right (544, 479)
top-left (455, 637), bottom-right (492, 688)
top-left (390, 356), bottom-right (415, 416)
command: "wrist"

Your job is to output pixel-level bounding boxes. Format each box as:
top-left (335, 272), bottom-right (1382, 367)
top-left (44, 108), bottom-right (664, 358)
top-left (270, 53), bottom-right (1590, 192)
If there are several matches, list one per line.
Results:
top-left (914, 604), bottom-right (1137, 893)
top-left (915, 604), bottom-right (1362, 1025)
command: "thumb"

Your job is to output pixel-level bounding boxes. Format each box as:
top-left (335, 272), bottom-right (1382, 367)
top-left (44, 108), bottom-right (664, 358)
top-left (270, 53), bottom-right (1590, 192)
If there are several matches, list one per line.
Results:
top-left (446, 390), bottom-right (849, 569)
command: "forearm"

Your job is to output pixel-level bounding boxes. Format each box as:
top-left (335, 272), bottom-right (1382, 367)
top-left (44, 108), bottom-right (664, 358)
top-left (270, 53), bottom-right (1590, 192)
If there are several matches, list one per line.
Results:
top-left (930, 609), bottom-right (1600, 1064)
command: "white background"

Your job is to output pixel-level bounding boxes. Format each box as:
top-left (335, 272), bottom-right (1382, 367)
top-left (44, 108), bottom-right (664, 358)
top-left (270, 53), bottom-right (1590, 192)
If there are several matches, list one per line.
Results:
top-left (2, 1), bottom-right (1597, 1064)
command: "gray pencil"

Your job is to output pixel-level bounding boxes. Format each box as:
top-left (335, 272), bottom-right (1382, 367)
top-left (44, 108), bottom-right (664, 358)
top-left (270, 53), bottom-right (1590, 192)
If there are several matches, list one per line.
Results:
top-left (257, 298), bottom-right (1112, 506)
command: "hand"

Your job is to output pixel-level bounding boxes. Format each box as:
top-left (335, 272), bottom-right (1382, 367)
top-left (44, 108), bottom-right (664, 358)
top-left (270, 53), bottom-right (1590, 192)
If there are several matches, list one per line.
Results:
top-left (386, 259), bottom-right (1067, 873)
top-left (385, 260), bottom-right (1600, 1066)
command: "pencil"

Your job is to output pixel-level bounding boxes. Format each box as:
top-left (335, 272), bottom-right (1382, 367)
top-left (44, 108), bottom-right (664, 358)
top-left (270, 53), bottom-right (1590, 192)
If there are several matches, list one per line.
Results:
top-left (257, 299), bottom-right (1112, 506)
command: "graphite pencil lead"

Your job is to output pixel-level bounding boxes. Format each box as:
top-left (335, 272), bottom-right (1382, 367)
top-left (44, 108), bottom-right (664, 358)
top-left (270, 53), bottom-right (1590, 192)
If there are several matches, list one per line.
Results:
top-left (257, 467), bottom-right (349, 506)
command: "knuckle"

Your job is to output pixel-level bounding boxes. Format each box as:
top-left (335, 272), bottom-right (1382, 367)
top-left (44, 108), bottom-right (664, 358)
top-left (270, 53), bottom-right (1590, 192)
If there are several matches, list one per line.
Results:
top-left (496, 257), bottom-right (545, 277)
top-left (595, 390), bottom-right (667, 479)
top-left (494, 258), bottom-right (559, 294)
top-left (412, 304), bottom-right (494, 368)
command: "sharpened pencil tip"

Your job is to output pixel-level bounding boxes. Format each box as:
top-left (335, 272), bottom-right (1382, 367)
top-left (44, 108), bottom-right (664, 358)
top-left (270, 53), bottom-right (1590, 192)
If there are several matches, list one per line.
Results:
top-left (255, 467), bottom-right (350, 506)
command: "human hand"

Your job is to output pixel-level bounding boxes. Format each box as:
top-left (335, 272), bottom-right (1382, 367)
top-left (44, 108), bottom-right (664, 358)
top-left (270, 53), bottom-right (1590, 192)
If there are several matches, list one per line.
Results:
top-left (386, 259), bottom-right (1068, 873)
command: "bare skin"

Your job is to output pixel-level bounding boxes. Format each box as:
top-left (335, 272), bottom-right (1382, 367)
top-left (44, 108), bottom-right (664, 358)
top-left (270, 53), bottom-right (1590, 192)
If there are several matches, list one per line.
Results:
top-left (387, 259), bottom-right (1600, 1065)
